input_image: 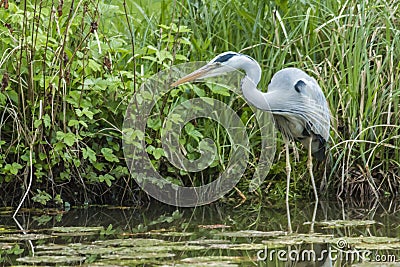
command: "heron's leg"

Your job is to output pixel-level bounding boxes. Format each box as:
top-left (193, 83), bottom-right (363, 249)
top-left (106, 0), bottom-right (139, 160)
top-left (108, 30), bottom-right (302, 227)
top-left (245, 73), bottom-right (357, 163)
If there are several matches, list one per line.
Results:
top-left (310, 198), bottom-right (318, 233)
top-left (307, 137), bottom-right (319, 202)
top-left (285, 140), bottom-right (292, 233)
top-left (308, 137), bottom-right (319, 233)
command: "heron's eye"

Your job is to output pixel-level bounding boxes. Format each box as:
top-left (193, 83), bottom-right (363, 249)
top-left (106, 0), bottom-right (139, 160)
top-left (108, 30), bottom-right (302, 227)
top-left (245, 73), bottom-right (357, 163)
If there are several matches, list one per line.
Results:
top-left (294, 80), bottom-right (306, 93)
top-left (215, 62), bottom-right (221, 66)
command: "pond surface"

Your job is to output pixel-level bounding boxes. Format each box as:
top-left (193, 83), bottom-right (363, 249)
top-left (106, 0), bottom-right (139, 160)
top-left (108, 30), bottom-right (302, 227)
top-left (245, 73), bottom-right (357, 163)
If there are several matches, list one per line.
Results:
top-left (1, 199), bottom-right (400, 266)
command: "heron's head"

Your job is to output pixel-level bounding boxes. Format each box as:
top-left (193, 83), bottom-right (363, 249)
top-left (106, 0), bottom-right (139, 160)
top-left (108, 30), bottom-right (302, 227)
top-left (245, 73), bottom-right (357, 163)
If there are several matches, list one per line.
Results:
top-left (171, 52), bottom-right (250, 87)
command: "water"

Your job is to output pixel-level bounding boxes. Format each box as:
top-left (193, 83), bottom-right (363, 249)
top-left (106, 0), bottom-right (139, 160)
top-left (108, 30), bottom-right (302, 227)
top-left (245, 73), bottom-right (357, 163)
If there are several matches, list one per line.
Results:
top-left (1, 199), bottom-right (399, 266)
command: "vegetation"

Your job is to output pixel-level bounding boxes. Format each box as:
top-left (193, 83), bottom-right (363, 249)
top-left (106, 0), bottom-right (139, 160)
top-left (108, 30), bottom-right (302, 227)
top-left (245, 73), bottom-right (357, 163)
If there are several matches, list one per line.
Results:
top-left (0, 0), bottom-right (398, 207)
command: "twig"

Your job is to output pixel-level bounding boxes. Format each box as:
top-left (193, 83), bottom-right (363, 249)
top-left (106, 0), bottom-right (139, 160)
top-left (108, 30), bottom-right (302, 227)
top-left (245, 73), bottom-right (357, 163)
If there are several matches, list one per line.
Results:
top-left (13, 100), bottom-right (43, 217)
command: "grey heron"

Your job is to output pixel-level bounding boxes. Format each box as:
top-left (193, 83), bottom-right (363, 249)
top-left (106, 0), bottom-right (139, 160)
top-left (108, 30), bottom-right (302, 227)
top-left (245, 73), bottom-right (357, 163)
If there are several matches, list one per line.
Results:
top-left (171, 52), bottom-right (330, 229)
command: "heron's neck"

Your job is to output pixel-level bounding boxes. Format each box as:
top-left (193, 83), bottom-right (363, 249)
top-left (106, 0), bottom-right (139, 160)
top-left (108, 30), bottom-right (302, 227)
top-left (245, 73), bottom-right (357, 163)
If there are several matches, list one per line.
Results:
top-left (240, 59), bottom-right (269, 110)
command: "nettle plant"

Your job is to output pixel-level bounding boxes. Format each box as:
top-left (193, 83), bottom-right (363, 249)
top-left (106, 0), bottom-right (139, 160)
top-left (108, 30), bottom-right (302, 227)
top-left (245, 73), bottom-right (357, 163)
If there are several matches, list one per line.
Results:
top-left (0, 1), bottom-right (192, 206)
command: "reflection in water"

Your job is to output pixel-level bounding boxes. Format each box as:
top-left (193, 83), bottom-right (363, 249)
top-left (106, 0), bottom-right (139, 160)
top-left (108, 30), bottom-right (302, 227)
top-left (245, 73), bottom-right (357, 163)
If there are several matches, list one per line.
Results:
top-left (0, 199), bottom-right (399, 266)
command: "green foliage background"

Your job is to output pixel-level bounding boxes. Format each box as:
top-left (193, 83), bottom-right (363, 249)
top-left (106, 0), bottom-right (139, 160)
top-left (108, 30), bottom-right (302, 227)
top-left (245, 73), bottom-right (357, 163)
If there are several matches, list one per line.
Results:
top-left (0, 0), bottom-right (398, 206)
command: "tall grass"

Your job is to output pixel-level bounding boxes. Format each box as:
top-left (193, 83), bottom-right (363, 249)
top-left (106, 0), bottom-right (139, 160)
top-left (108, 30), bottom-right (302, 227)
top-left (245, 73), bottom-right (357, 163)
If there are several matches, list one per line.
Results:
top-left (170, 0), bottom-right (400, 198)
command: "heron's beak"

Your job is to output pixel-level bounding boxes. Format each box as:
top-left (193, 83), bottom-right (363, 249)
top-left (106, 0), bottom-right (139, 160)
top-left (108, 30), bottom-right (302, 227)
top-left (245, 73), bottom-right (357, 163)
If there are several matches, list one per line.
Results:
top-left (171, 65), bottom-right (213, 87)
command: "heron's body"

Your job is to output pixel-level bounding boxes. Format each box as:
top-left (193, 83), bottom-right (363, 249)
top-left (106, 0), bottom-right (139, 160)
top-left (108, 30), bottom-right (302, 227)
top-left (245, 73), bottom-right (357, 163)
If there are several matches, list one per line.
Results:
top-left (172, 52), bottom-right (330, 157)
top-left (171, 51), bottom-right (331, 232)
top-left (264, 67), bottom-right (330, 161)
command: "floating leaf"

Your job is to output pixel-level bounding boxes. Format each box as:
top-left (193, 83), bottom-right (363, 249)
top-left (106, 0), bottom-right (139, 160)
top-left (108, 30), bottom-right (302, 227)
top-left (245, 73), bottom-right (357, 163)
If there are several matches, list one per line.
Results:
top-left (215, 230), bottom-right (286, 238)
top-left (17, 255), bottom-right (86, 264)
top-left (51, 226), bottom-right (104, 233)
top-left (314, 220), bottom-right (377, 228)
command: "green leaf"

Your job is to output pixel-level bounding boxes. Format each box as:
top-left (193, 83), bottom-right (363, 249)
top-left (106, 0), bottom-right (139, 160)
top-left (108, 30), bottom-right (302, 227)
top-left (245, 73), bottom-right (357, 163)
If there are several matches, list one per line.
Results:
top-left (175, 54), bottom-right (188, 61)
top-left (99, 174), bottom-right (115, 187)
top-left (88, 59), bottom-right (102, 72)
top-left (68, 119), bottom-right (80, 127)
top-left (76, 107), bottom-right (95, 119)
top-left (4, 162), bottom-right (23, 175)
top-left (147, 117), bottom-right (161, 131)
top-left (32, 189), bottom-right (52, 205)
top-left (54, 142), bottom-right (65, 152)
top-left (57, 131), bottom-right (78, 146)
top-left (6, 89), bottom-right (18, 104)
top-left (185, 123), bottom-right (203, 142)
top-left (34, 119), bottom-right (42, 128)
top-left (39, 152), bottom-right (47, 161)
top-left (93, 162), bottom-right (105, 171)
top-left (153, 148), bottom-right (165, 160)
top-left (101, 148), bottom-right (119, 162)
top-left (82, 147), bottom-right (97, 163)
top-left (54, 194), bottom-right (63, 205)
top-left (9, 244), bottom-right (24, 255)
top-left (0, 92), bottom-right (6, 105)
top-left (43, 114), bottom-right (51, 128)
top-left (193, 85), bottom-right (205, 97)
top-left (157, 50), bottom-right (173, 63)
top-left (208, 84), bottom-right (231, 96)
top-left (63, 133), bottom-right (76, 146)
top-left (56, 131), bottom-right (65, 141)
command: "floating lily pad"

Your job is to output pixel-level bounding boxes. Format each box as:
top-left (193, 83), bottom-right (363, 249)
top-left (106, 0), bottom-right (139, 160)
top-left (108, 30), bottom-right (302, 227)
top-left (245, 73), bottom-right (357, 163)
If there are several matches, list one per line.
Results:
top-left (16, 255), bottom-right (86, 264)
top-left (51, 226), bottom-right (104, 233)
top-left (151, 244), bottom-right (206, 252)
top-left (70, 243), bottom-right (124, 255)
top-left (102, 252), bottom-right (175, 260)
top-left (215, 230), bottom-right (286, 238)
top-left (198, 224), bottom-right (232, 229)
top-left (145, 230), bottom-right (194, 237)
top-left (0, 226), bottom-right (17, 233)
top-left (260, 233), bottom-right (335, 248)
top-left (0, 233), bottom-right (54, 241)
top-left (209, 243), bottom-right (266, 251)
top-left (354, 242), bottom-right (400, 250)
top-left (161, 263), bottom-right (238, 267)
top-left (94, 238), bottom-right (168, 247)
top-left (184, 239), bottom-right (227, 245)
top-left (180, 256), bottom-right (244, 262)
top-left (35, 247), bottom-right (77, 256)
top-left (315, 220), bottom-right (377, 228)
top-left (331, 236), bottom-right (400, 248)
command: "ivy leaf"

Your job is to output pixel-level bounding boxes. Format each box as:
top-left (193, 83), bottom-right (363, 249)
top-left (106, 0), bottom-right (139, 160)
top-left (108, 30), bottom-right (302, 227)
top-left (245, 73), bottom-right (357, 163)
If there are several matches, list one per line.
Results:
top-left (101, 148), bottom-right (119, 162)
